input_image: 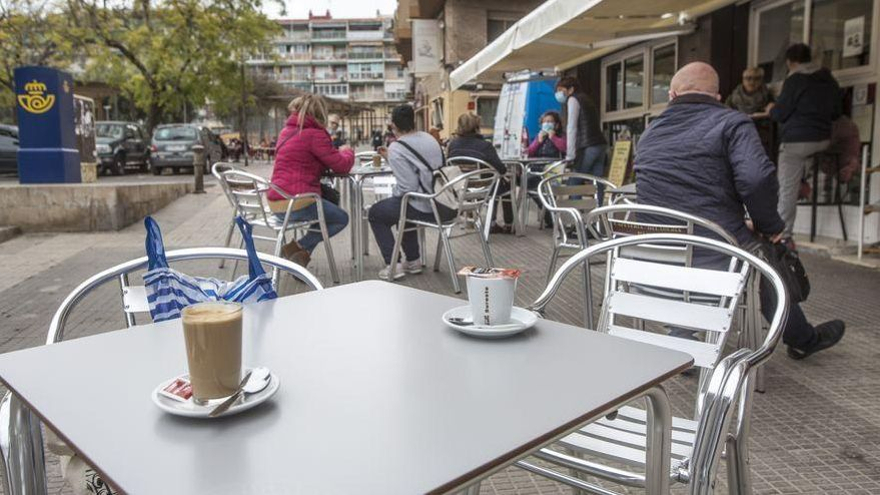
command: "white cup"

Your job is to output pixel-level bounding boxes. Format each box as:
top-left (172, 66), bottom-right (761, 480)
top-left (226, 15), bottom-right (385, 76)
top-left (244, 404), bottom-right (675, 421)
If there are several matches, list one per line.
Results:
top-left (466, 275), bottom-right (517, 326)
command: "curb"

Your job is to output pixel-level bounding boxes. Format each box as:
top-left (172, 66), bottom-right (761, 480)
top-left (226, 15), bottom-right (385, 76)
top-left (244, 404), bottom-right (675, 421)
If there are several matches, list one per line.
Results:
top-left (0, 226), bottom-right (21, 245)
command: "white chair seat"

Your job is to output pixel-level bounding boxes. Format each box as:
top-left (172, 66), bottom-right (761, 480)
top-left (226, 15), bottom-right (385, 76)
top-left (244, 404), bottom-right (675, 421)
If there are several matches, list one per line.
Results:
top-left (552, 405), bottom-right (697, 473)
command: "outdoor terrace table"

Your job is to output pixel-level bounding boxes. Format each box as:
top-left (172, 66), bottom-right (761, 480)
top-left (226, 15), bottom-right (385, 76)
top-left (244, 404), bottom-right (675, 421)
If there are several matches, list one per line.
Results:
top-left (334, 164), bottom-right (394, 281)
top-left (503, 158), bottom-right (558, 235)
top-left (0, 282), bottom-right (691, 495)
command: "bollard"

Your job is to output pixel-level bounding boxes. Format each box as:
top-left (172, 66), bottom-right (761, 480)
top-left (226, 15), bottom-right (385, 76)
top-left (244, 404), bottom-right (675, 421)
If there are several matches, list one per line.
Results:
top-left (192, 144), bottom-right (206, 194)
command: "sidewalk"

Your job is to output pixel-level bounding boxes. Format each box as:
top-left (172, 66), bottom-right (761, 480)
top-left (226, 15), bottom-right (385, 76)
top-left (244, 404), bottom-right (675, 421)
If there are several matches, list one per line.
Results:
top-left (0, 160), bottom-right (878, 494)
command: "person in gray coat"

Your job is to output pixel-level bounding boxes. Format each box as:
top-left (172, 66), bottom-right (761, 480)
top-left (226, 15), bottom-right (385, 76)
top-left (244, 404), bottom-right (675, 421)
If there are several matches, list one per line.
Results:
top-left (635, 62), bottom-right (844, 361)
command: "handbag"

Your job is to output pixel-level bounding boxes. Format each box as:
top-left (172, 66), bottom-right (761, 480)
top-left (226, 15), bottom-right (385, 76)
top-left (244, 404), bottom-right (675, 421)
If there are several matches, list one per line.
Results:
top-left (142, 216), bottom-right (277, 322)
top-left (749, 239), bottom-right (811, 303)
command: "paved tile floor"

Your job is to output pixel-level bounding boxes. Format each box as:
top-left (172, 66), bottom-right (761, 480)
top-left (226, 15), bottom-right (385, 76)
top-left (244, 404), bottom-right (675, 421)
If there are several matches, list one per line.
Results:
top-left (0, 160), bottom-right (878, 494)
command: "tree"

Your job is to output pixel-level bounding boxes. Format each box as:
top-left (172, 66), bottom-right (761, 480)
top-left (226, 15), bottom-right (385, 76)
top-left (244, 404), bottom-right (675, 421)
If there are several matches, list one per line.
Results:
top-left (66, 0), bottom-right (279, 132)
top-left (0, 0), bottom-right (76, 122)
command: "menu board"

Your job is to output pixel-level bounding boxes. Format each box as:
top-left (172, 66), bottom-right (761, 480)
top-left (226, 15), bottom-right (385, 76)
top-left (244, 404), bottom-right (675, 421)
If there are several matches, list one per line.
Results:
top-left (607, 140), bottom-right (632, 187)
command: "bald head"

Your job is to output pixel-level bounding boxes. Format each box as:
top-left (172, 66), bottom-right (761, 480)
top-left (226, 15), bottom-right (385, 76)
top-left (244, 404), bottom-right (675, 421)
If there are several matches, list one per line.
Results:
top-left (669, 62), bottom-right (720, 100)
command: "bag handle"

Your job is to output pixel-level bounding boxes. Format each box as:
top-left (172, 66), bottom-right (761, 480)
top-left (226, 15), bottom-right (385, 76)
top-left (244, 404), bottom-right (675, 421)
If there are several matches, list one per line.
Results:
top-left (144, 216), bottom-right (169, 270)
top-left (235, 216), bottom-right (268, 279)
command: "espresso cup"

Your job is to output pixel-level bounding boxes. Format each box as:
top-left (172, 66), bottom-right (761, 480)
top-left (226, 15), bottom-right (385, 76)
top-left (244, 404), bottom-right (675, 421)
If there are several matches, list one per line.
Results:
top-left (181, 302), bottom-right (243, 405)
top-left (466, 274), bottom-right (517, 326)
top-left (371, 154), bottom-right (382, 168)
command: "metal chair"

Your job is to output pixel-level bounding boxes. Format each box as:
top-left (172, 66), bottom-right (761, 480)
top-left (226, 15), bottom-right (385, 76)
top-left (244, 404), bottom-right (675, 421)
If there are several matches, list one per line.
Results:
top-left (212, 162), bottom-right (245, 269)
top-left (0, 248), bottom-right (322, 495)
top-left (522, 159), bottom-right (569, 229)
top-left (516, 234), bottom-right (788, 495)
top-left (387, 168), bottom-right (501, 293)
top-left (444, 156), bottom-right (516, 241)
top-left (585, 204), bottom-right (766, 393)
top-left (219, 168), bottom-right (341, 284)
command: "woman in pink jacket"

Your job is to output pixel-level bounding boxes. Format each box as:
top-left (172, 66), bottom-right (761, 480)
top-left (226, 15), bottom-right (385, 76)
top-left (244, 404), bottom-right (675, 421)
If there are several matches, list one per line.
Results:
top-left (526, 111), bottom-right (566, 158)
top-left (268, 94), bottom-right (354, 267)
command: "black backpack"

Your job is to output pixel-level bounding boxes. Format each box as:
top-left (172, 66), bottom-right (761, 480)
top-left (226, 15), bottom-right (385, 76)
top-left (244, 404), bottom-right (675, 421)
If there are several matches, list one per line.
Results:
top-left (750, 240), bottom-right (811, 303)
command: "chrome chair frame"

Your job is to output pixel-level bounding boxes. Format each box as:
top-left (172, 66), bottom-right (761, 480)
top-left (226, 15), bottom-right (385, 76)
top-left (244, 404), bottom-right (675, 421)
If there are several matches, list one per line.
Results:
top-left (220, 168), bottom-right (341, 284)
top-left (0, 248), bottom-right (323, 495)
top-left (212, 162), bottom-right (245, 269)
top-left (585, 204), bottom-right (766, 394)
top-left (387, 168), bottom-right (501, 293)
top-left (521, 159), bottom-right (569, 229)
top-left (537, 172), bottom-right (620, 327)
top-left (445, 156), bottom-right (516, 241)
top-left (517, 234), bottom-right (788, 495)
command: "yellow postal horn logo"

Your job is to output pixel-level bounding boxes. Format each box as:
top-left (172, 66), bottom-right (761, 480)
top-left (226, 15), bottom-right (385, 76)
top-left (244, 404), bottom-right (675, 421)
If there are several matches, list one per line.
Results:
top-left (18, 80), bottom-right (55, 114)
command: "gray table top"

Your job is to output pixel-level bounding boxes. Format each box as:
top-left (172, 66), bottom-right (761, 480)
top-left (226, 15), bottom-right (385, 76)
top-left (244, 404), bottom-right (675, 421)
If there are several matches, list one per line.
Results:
top-left (0, 281), bottom-right (691, 495)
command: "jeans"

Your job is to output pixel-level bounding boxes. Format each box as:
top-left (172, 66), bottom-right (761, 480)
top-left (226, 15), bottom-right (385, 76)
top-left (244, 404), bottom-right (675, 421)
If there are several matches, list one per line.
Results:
top-left (274, 199), bottom-right (349, 253)
top-left (777, 140), bottom-right (830, 237)
top-left (569, 144), bottom-right (608, 203)
top-left (368, 196), bottom-right (457, 265)
top-left (669, 268), bottom-right (816, 349)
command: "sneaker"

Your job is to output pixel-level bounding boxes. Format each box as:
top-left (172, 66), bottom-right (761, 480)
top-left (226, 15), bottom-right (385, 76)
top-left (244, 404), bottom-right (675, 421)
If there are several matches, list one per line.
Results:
top-left (787, 319), bottom-right (845, 360)
top-left (378, 264), bottom-right (406, 281)
top-left (403, 259), bottom-right (423, 275)
top-left (489, 224), bottom-right (513, 235)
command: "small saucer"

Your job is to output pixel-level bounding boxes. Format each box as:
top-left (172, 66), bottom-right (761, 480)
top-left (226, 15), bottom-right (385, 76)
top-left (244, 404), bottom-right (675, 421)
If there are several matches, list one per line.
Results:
top-left (442, 306), bottom-right (538, 338)
top-left (152, 367), bottom-right (280, 419)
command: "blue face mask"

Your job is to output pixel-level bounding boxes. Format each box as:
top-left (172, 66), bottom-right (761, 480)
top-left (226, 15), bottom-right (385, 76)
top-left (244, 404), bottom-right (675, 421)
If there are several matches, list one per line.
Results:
top-left (554, 90), bottom-right (567, 103)
top-left (541, 122), bottom-right (555, 133)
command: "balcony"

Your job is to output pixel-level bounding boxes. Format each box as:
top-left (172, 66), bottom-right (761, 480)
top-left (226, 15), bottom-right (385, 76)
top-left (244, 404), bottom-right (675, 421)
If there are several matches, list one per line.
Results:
top-left (351, 92), bottom-right (385, 102)
top-left (348, 52), bottom-right (385, 60)
top-left (311, 30), bottom-right (347, 42)
top-left (348, 73), bottom-right (385, 81)
top-left (347, 30), bottom-right (384, 42)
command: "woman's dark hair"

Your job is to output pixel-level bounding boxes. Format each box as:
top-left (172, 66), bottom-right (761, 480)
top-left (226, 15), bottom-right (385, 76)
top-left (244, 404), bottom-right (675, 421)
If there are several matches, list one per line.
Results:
top-left (391, 104), bottom-right (415, 132)
top-left (540, 110), bottom-right (563, 133)
top-left (556, 76), bottom-right (580, 92)
top-left (785, 43), bottom-right (812, 64)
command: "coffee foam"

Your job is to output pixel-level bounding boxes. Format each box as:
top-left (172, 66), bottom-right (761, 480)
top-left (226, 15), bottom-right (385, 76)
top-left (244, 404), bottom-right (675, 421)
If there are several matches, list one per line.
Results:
top-left (182, 302), bottom-right (242, 324)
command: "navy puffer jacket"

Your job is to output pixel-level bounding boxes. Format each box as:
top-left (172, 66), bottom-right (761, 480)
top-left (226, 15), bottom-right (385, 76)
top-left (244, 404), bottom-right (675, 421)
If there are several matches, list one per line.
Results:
top-left (635, 94), bottom-right (785, 251)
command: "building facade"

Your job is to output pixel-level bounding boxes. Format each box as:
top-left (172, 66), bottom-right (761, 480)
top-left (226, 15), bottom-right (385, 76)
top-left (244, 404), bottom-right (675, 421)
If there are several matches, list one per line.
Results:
top-left (394, 0), bottom-right (544, 139)
top-left (246, 11), bottom-right (409, 143)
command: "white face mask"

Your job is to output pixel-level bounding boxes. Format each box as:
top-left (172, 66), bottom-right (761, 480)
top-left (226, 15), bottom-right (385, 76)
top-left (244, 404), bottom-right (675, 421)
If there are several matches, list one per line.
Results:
top-left (541, 122), bottom-right (555, 133)
top-left (554, 90), bottom-right (567, 104)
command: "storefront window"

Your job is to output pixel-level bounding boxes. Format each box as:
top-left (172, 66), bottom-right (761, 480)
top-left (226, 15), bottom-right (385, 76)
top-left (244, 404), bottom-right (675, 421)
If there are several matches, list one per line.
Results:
top-left (476, 98), bottom-right (499, 128)
top-left (605, 63), bottom-right (622, 113)
top-left (652, 44), bottom-right (675, 105)
top-left (624, 55), bottom-right (644, 109)
top-left (756, 1), bottom-right (805, 83)
top-left (810, 0), bottom-right (873, 71)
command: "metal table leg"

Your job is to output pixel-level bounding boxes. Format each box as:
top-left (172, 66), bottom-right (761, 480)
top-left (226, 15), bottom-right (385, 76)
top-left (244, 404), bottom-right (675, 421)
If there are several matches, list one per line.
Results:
top-left (518, 165), bottom-right (529, 237)
top-left (0, 393), bottom-right (48, 495)
top-left (353, 177), bottom-right (365, 282)
top-left (644, 385), bottom-right (672, 495)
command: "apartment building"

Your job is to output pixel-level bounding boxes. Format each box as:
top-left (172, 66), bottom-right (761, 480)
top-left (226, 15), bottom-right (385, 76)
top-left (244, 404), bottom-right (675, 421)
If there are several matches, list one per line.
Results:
top-left (247, 10), bottom-right (409, 142)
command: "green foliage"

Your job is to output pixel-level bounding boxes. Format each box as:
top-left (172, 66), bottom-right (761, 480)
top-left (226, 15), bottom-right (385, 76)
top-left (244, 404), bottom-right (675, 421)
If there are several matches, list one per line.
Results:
top-left (66, 0), bottom-right (281, 131)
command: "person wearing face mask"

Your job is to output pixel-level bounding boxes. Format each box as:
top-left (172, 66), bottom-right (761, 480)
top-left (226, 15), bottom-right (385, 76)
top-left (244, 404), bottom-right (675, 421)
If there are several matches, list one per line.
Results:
top-left (555, 77), bottom-right (607, 183)
top-left (527, 111), bottom-right (566, 159)
top-left (328, 115), bottom-right (345, 149)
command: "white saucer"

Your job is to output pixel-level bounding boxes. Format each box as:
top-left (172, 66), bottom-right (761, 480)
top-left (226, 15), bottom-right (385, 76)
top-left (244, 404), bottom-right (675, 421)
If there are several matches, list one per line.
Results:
top-left (152, 367), bottom-right (280, 419)
top-left (442, 305), bottom-right (538, 338)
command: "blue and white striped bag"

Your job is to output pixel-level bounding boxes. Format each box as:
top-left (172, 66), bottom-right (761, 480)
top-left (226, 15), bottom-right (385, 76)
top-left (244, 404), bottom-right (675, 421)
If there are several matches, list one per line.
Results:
top-left (142, 216), bottom-right (277, 323)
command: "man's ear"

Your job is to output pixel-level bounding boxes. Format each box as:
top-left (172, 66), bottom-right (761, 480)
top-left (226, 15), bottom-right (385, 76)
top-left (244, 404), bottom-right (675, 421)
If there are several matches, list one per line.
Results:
top-left (715, 93), bottom-right (722, 101)
top-left (668, 90), bottom-right (677, 100)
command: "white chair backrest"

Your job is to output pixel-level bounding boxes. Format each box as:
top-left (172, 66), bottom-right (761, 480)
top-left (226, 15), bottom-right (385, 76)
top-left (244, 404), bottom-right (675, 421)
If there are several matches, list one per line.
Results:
top-left (451, 168), bottom-right (500, 214)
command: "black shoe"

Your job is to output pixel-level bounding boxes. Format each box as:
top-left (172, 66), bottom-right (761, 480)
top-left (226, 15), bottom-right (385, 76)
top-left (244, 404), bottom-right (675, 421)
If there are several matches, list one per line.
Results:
top-left (787, 320), bottom-right (845, 360)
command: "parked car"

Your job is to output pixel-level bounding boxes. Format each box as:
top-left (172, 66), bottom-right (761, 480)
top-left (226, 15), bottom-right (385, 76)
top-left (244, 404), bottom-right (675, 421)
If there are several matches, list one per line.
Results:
top-left (0, 124), bottom-right (18, 175)
top-left (150, 124), bottom-right (223, 175)
top-left (95, 121), bottom-right (150, 175)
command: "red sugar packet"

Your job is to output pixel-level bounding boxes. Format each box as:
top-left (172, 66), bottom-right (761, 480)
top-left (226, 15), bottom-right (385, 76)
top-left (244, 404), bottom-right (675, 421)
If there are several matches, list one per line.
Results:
top-left (160, 378), bottom-right (193, 402)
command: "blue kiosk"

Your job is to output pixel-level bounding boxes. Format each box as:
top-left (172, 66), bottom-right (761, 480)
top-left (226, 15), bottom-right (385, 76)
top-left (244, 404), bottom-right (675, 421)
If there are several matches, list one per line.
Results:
top-left (14, 66), bottom-right (81, 183)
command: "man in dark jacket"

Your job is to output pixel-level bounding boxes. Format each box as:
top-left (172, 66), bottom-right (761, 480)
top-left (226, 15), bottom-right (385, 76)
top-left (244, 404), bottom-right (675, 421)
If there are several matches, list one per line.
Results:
top-left (635, 61), bottom-right (844, 361)
top-left (769, 43), bottom-right (842, 239)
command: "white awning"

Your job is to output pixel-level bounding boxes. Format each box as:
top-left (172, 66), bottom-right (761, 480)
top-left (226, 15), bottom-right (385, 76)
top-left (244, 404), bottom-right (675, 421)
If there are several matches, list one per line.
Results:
top-left (449, 0), bottom-right (738, 90)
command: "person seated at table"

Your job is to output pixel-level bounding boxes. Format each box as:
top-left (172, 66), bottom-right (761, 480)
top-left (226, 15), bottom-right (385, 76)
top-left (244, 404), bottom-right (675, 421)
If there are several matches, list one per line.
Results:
top-left (447, 112), bottom-right (514, 234)
top-left (527, 111), bottom-right (567, 159)
top-left (268, 93), bottom-right (354, 268)
top-left (370, 104), bottom-right (456, 280)
top-left (634, 61), bottom-right (844, 361)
